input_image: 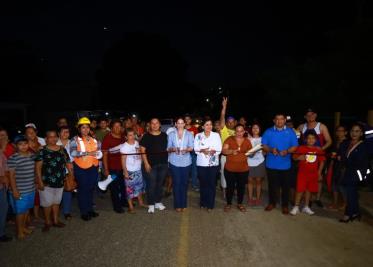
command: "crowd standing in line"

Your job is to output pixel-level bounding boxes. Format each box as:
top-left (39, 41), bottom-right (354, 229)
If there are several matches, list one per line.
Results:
top-left (0, 98), bottom-right (372, 242)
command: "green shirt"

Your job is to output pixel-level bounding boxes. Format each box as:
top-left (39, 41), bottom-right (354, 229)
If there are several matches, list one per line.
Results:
top-left (95, 129), bottom-right (110, 143)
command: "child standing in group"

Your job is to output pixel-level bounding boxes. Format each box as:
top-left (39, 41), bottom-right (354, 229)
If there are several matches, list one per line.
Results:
top-left (290, 131), bottom-right (325, 216)
top-left (247, 123), bottom-right (266, 207)
top-left (7, 135), bottom-right (36, 240)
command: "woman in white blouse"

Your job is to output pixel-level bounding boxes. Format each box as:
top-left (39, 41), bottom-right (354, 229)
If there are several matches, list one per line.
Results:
top-left (194, 119), bottom-right (222, 211)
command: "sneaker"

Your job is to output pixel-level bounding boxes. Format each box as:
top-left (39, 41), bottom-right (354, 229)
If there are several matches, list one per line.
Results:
top-left (315, 200), bottom-right (323, 208)
top-left (148, 205), bottom-right (155, 214)
top-left (155, 203), bottom-right (166, 210)
top-left (302, 206), bottom-right (315, 215)
top-left (290, 206), bottom-right (300, 216)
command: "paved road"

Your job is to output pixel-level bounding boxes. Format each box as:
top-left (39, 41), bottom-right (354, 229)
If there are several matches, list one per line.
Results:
top-left (1, 190), bottom-right (373, 267)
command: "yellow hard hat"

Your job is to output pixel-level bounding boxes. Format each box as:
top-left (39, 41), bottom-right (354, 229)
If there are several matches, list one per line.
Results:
top-left (78, 117), bottom-right (91, 125)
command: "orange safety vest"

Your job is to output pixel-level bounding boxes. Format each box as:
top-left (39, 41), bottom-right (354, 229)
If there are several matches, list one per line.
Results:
top-left (74, 136), bottom-right (99, 169)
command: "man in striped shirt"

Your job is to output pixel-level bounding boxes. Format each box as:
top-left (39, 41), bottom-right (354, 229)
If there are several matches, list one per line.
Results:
top-left (8, 135), bottom-right (36, 240)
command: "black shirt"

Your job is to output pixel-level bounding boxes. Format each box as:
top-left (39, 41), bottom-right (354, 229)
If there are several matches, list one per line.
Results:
top-left (140, 132), bottom-right (168, 166)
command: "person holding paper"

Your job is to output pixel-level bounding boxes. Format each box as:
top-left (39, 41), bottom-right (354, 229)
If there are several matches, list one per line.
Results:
top-left (247, 123), bottom-right (266, 207)
top-left (222, 124), bottom-right (252, 212)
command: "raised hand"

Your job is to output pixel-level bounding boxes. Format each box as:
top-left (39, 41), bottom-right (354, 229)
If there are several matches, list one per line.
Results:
top-left (222, 97), bottom-right (228, 108)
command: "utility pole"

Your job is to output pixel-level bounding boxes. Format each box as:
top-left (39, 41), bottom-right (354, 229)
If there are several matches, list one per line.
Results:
top-left (334, 111), bottom-right (341, 129)
top-left (367, 110), bottom-right (373, 127)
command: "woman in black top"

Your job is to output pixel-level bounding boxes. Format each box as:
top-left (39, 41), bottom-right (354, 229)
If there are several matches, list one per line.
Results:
top-left (140, 118), bottom-right (168, 214)
top-left (338, 124), bottom-right (370, 223)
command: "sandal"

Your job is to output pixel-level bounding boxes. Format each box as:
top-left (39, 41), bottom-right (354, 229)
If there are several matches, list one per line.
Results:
top-left (224, 205), bottom-right (232, 212)
top-left (128, 208), bottom-right (136, 214)
top-left (23, 228), bottom-right (33, 235)
top-left (42, 224), bottom-right (52, 233)
top-left (53, 222), bottom-right (66, 228)
top-left (237, 204), bottom-right (246, 212)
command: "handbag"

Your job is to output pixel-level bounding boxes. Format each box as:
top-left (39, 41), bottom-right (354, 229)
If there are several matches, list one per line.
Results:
top-left (64, 172), bottom-right (77, 191)
top-left (60, 146), bottom-right (77, 191)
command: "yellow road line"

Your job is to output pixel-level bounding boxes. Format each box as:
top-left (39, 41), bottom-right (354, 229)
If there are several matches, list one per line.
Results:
top-left (176, 211), bottom-right (189, 267)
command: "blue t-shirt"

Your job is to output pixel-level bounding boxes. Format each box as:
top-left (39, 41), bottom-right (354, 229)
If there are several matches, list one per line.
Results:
top-left (262, 126), bottom-right (298, 170)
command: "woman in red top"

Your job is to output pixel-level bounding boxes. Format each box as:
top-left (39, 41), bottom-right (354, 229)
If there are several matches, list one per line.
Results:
top-left (102, 119), bottom-right (127, 213)
top-left (0, 128), bottom-right (15, 159)
top-left (222, 124), bottom-right (252, 212)
top-left (290, 131), bottom-right (325, 216)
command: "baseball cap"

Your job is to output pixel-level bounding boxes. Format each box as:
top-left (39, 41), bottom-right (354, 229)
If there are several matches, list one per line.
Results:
top-left (226, 116), bottom-right (235, 121)
top-left (305, 108), bottom-right (317, 114)
top-left (25, 123), bottom-right (37, 129)
top-left (14, 135), bottom-right (28, 144)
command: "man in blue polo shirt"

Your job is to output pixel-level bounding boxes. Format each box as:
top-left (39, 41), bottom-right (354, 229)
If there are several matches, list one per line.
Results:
top-left (262, 112), bottom-right (298, 214)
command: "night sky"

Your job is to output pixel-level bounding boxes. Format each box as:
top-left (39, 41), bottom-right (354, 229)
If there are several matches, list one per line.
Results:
top-left (1, 1), bottom-right (373, 127)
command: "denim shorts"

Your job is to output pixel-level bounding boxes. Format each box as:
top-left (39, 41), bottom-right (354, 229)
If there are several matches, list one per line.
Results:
top-left (8, 191), bottom-right (35, 215)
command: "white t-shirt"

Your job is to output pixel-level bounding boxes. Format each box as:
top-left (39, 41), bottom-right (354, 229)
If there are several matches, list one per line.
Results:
top-left (57, 139), bottom-right (72, 161)
top-left (120, 141), bottom-right (142, 172)
top-left (247, 137), bottom-right (265, 167)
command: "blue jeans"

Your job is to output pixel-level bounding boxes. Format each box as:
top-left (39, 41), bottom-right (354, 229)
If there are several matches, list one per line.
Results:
top-left (197, 166), bottom-right (219, 209)
top-left (142, 164), bottom-right (168, 205)
top-left (74, 164), bottom-right (98, 216)
top-left (170, 164), bottom-right (191, 209)
top-left (190, 153), bottom-right (199, 188)
top-left (0, 187), bottom-right (8, 236)
top-left (62, 191), bottom-right (72, 215)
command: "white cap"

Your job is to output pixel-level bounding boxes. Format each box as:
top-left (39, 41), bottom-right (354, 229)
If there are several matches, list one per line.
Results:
top-left (25, 123), bottom-right (37, 129)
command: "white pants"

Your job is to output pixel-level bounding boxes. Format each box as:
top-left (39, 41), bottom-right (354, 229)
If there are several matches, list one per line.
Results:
top-left (39, 187), bottom-right (64, 207)
top-left (220, 155), bottom-right (227, 188)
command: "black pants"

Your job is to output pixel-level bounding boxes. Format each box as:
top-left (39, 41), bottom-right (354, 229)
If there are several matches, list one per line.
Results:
top-left (267, 168), bottom-right (290, 207)
top-left (343, 185), bottom-right (359, 217)
top-left (224, 169), bottom-right (249, 205)
top-left (198, 166), bottom-right (219, 209)
top-left (109, 170), bottom-right (127, 211)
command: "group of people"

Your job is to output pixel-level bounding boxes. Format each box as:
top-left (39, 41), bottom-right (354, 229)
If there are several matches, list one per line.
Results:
top-left (0, 98), bottom-right (372, 242)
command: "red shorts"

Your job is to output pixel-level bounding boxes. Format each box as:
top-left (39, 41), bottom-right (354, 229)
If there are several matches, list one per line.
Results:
top-left (296, 173), bottom-right (318, 193)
